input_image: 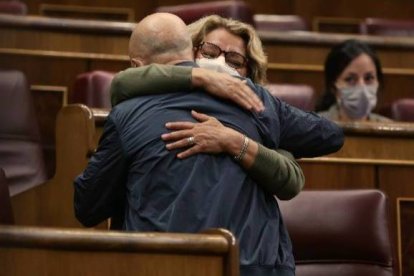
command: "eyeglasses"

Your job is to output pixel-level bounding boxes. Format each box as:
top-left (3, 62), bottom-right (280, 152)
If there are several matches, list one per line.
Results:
top-left (197, 42), bottom-right (247, 69)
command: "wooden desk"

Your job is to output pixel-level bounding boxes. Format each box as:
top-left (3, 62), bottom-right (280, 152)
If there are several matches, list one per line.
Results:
top-left (11, 105), bottom-right (107, 227)
top-left (2, 14), bottom-right (414, 108)
top-left (0, 14), bottom-right (132, 55)
top-left (4, 13), bottom-right (414, 65)
top-left (330, 121), bottom-right (414, 160)
top-left (0, 225), bottom-right (239, 276)
top-left (0, 48), bottom-right (128, 98)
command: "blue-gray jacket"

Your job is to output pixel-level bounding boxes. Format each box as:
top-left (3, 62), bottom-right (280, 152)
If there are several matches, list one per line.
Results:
top-left (74, 77), bottom-right (343, 276)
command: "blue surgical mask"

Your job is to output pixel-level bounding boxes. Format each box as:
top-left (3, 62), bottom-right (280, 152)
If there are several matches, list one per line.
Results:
top-left (338, 84), bottom-right (378, 120)
top-left (195, 57), bottom-right (240, 77)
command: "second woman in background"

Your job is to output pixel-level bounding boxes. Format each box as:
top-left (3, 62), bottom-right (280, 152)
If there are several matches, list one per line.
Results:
top-left (316, 39), bottom-right (392, 122)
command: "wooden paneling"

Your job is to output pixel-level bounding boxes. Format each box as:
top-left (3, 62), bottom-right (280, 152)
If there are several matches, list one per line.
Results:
top-left (312, 17), bottom-right (363, 33)
top-left (0, 14), bottom-right (132, 54)
top-left (0, 48), bottom-right (129, 98)
top-left (24, 0), bottom-right (156, 21)
top-left (11, 105), bottom-right (101, 227)
top-left (397, 198), bottom-right (414, 276)
top-left (4, 21), bottom-right (414, 111)
top-left (327, 122), bottom-right (414, 161)
top-left (4, 14), bottom-right (414, 66)
top-left (39, 4), bottom-right (135, 21)
top-left (21, 0), bottom-right (414, 24)
top-left (379, 165), bottom-right (414, 221)
top-left (31, 85), bottom-right (68, 178)
top-left (293, 0), bottom-right (414, 26)
top-left (0, 226), bottom-right (239, 276)
top-left (300, 161), bottom-right (375, 190)
top-left (331, 134), bottom-right (414, 161)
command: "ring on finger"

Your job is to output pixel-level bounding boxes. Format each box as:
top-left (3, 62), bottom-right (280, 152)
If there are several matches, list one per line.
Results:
top-left (186, 136), bottom-right (195, 146)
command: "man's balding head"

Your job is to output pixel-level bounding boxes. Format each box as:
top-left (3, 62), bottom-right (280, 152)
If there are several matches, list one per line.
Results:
top-left (129, 13), bottom-right (193, 66)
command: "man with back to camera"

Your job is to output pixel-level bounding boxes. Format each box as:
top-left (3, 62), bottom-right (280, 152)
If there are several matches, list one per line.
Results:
top-left (74, 13), bottom-right (344, 276)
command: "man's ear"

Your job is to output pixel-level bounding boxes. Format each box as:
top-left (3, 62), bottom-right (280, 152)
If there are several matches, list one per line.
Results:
top-left (131, 58), bottom-right (145, 68)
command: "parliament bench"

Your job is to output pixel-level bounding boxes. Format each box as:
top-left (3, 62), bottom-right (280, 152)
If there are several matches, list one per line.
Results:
top-left (11, 105), bottom-right (107, 227)
top-left (3, 13), bottom-right (414, 110)
top-left (0, 225), bottom-right (239, 276)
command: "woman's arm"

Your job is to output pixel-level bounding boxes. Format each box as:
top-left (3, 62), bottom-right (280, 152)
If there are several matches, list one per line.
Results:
top-left (162, 110), bottom-right (305, 199)
top-left (248, 146), bottom-right (304, 200)
top-left (110, 64), bottom-right (263, 112)
top-left (110, 64), bottom-right (192, 106)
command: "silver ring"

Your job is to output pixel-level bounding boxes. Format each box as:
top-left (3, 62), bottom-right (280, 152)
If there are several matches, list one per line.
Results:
top-left (187, 136), bottom-right (195, 146)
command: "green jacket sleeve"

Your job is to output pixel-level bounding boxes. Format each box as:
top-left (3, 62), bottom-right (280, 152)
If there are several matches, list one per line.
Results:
top-left (110, 64), bottom-right (192, 106)
top-left (248, 145), bottom-right (305, 200)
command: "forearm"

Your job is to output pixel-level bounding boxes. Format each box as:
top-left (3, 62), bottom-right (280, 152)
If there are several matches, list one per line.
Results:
top-left (223, 131), bottom-right (304, 199)
top-left (248, 146), bottom-right (305, 200)
top-left (110, 64), bottom-right (192, 106)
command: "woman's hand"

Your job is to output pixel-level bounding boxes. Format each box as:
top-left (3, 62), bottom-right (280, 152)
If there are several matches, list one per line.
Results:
top-left (192, 68), bottom-right (264, 113)
top-left (161, 110), bottom-right (243, 159)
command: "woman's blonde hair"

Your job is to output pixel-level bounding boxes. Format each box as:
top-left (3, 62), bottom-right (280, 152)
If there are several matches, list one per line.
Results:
top-left (188, 15), bottom-right (267, 84)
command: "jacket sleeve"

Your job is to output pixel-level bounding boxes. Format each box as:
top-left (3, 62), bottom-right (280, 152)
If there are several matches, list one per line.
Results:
top-left (277, 100), bottom-right (344, 158)
top-left (248, 145), bottom-right (305, 200)
top-left (74, 116), bottom-right (128, 227)
top-left (252, 82), bottom-right (344, 159)
top-left (110, 64), bottom-right (192, 106)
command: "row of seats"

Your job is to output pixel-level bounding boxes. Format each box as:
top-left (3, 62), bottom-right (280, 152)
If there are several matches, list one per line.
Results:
top-left (156, 1), bottom-right (414, 36)
top-left (71, 70), bottom-right (414, 121)
top-left (5, 0), bottom-right (414, 37)
top-left (71, 70), bottom-right (317, 111)
top-left (154, 1), bottom-right (309, 32)
top-left (0, 0), bottom-right (26, 15)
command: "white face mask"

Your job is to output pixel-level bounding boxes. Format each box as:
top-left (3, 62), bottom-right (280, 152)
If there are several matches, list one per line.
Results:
top-left (195, 56), bottom-right (240, 77)
top-left (338, 84), bottom-right (378, 120)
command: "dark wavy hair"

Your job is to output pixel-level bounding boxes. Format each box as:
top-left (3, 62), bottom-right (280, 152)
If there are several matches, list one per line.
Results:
top-left (315, 39), bottom-right (384, 112)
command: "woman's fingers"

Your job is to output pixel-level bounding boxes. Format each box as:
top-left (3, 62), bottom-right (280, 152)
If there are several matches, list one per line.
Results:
top-left (240, 83), bottom-right (264, 112)
top-left (227, 79), bottom-right (263, 112)
top-left (165, 137), bottom-right (195, 150)
top-left (165, 121), bottom-right (194, 130)
top-left (176, 146), bottom-right (199, 159)
top-left (162, 112), bottom-right (228, 158)
top-left (167, 138), bottom-right (202, 159)
top-left (191, 110), bottom-right (211, 122)
top-left (161, 129), bottom-right (192, 141)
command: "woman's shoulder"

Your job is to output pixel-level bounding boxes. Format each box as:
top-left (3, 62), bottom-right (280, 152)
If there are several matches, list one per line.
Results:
top-left (369, 113), bottom-right (393, 122)
top-left (317, 105), bottom-right (339, 120)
